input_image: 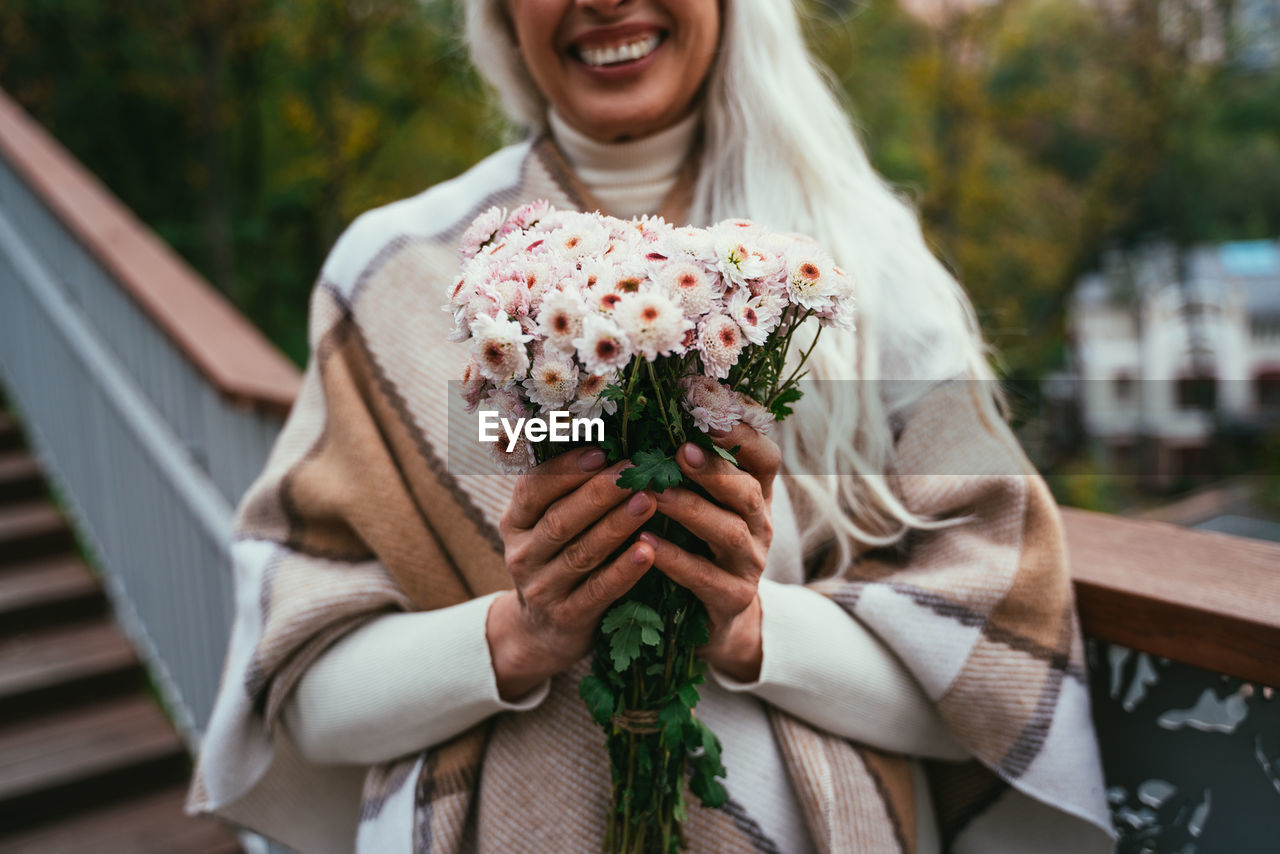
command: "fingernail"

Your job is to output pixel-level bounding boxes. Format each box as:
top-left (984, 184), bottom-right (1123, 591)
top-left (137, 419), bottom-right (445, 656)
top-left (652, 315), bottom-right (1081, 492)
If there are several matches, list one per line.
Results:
top-left (683, 444), bottom-right (705, 467)
top-left (627, 492), bottom-right (651, 517)
top-left (579, 448), bottom-right (606, 471)
top-left (638, 531), bottom-right (658, 547)
top-left (632, 543), bottom-right (651, 564)
top-left (709, 427), bottom-right (732, 438)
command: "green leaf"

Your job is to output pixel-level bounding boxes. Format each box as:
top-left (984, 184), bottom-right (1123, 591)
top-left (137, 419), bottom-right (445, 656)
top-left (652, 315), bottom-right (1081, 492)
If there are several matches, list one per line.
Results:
top-left (685, 608), bottom-right (711, 647)
top-left (769, 386), bottom-right (804, 420)
top-left (676, 682), bottom-right (701, 708)
top-left (690, 763), bottom-right (728, 808)
top-left (601, 600), bottom-right (664, 670)
top-left (578, 674), bottom-right (615, 726)
top-left (658, 700), bottom-right (686, 750)
top-left (711, 443), bottom-right (740, 464)
top-left (615, 449), bottom-right (684, 493)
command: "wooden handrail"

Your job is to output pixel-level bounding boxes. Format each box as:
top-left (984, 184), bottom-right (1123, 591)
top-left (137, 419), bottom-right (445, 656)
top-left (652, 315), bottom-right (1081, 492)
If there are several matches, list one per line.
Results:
top-left (0, 88), bottom-right (300, 417)
top-left (1065, 506), bottom-right (1280, 687)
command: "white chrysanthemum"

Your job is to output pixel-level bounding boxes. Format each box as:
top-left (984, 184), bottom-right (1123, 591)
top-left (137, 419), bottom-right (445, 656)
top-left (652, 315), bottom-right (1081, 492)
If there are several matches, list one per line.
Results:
top-left (570, 369), bottom-right (620, 419)
top-left (712, 222), bottom-right (784, 288)
top-left (662, 226), bottom-right (717, 267)
top-left (697, 312), bottom-right (747, 380)
top-left (460, 359), bottom-right (489, 413)
top-left (786, 251), bottom-right (839, 310)
top-left (614, 289), bottom-right (693, 361)
top-left (549, 220), bottom-right (609, 261)
top-left (726, 288), bottom-right (784, 345)
top-left (588, 279), bottom-right (626, 315)
top-left (482, 389), bottom-right (536, 474)
top-left (680, 375), bottom-right (743, 434)
top-left (577, 257), bottom-right (613, 291)
top-left (736, 392), bottom-right (776, 435)
top-left (522, 350), bottom-right (579, 410)
top-left (471, 313), bottom-right (532, 385)
top-left (459, 206), bottom-right (506, 261)
top-left (536, 287), bottom-right (586, 352)
top-left (573, 313), bottom-right (633, 375)
top-left (602, 259), bottom-right (649, 295)
top-left (656, 261), bottom-right (719, 317)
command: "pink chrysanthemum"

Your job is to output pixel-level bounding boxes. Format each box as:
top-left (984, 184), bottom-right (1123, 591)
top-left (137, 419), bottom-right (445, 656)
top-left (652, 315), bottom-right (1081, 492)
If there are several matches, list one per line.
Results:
top-left (470, 313), bottom-right (532, 385)
top-left (503, 200), bottom-right (550, 235)
top-left (680, 376), bottom-right (743, 434)
top-left (459, 206), bottom-right (506, 261)
top-left (573, 313), bottom-right (633, 375)
top-left (482, 389), bottom-right (536, 474)
top-left (460, 358), bottom-right (489, 413)
top-left (614, 289), bottom-right (692, 361)
top-left (726, 288), bottom-right (784, 346)
top-left (697, 313), bottom-right (746, 380)
top-left (736, 392), bottom-right (775, 436)
top-left (817, 266), bottom-right (857, 330)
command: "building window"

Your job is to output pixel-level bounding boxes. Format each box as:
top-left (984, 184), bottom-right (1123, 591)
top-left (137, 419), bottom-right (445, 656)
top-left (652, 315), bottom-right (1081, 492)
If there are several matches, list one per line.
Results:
top-left (1177, 375), bottom-right (1217, 411)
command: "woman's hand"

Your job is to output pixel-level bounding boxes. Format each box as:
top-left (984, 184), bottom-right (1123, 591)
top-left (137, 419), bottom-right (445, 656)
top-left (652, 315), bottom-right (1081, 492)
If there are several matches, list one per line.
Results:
top-left (489, 446), bottom-right (658, 701)
top-left (638, 425), bottom-right (781, 683)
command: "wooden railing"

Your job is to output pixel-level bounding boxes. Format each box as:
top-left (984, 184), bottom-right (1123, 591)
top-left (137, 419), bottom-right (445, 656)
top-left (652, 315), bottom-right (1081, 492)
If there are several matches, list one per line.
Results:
top-left (1065, 507), bottom-right (1280, 687)
top-left (0, 90), bottom-right (299, 418)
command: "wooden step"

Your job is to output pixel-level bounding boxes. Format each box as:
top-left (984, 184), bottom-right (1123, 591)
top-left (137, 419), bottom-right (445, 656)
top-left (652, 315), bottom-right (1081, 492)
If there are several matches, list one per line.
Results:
top-left (0, 414), bottom-right (19, 453)
top-left (0, 501), bottom-right (73, 566)
top-left (0, 619), bottom-right (140, 721)
top-left (0, 693), bottom-right (188, 831)
top-left (0, 453), bottom-right (41, 505)
top-left (0, 555), bottom-right (104, 633)
top-left (0, 784), bottom-right (241, 854)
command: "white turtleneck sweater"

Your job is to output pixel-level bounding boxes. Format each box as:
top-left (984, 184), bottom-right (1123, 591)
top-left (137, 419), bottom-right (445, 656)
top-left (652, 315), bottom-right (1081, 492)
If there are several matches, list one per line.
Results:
top-left (546, 107), bottom-right (698, 218)
top-left (282, 112), bottom-right (965, 853)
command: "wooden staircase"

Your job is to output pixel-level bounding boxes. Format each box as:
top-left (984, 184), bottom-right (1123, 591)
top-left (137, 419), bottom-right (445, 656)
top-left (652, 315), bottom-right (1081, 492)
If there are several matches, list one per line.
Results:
top-left (0, 411), bottom-right (241, 853)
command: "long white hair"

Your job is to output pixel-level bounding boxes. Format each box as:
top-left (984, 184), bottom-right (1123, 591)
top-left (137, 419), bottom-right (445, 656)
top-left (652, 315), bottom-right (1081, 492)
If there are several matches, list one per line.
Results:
top-left (465, 0), bottom-right (1002, 569)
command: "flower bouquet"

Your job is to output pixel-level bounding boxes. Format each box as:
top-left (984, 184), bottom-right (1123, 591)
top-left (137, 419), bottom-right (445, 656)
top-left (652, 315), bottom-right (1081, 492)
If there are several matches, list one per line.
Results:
top-left (447, 201), bottom-right (854, 853)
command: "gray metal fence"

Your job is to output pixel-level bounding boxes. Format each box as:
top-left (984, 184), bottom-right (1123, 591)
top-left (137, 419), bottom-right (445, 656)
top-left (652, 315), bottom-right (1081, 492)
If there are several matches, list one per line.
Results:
top-left (0, 153), bottom-right (284, 747)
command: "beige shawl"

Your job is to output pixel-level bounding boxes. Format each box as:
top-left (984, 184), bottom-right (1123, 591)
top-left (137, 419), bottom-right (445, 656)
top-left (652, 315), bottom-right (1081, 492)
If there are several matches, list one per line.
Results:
top-left (188, 137), bottom-right (1116, 853)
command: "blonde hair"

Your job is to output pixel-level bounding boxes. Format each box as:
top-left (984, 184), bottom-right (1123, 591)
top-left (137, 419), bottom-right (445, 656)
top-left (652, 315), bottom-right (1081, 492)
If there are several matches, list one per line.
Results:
top-left (465, 0), bottom-right (1002, 569)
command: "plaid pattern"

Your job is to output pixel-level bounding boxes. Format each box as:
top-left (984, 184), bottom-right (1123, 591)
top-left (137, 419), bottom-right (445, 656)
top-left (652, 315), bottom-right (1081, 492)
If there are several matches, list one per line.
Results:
top-left (188, 138), bottom-right (1114, 853)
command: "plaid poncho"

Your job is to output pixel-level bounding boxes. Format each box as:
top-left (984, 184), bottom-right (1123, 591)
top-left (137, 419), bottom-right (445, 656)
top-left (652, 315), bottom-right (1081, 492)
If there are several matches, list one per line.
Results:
top-left (187, 137), bottom-right (1116, 853)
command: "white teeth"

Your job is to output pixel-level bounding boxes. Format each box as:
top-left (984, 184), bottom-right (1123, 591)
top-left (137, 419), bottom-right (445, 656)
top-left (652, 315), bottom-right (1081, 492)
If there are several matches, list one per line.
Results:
top-left (578, 34), bottom-right (661, 67)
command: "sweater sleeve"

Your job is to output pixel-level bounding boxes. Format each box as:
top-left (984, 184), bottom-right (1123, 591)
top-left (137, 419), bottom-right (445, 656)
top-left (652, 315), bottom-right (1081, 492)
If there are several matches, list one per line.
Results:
top-left (708, 579), bottom-right (969, 761)
top-left (281, 593), bottom-right (551, 765)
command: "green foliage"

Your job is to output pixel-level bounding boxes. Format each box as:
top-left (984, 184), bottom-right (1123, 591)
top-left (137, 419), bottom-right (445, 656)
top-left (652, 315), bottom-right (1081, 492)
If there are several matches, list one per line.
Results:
top-left (616, 450), bottom-right (684, 493)
top-left (601, 600), bottom-right (665, 670)
top-left (0, 0), bottom-right (504, 366)
top-left (579, 674), bottom-right (616, 727)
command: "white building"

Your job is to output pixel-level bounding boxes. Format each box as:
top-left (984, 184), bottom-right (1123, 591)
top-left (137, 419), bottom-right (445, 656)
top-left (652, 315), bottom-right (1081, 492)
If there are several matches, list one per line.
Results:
top-left (1069, 239), bottom-right (1280, 479)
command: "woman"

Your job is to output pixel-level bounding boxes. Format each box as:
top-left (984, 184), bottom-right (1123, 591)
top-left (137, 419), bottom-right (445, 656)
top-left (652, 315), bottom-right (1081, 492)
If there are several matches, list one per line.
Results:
top-left (189, 1), bottom-right (1116, 852)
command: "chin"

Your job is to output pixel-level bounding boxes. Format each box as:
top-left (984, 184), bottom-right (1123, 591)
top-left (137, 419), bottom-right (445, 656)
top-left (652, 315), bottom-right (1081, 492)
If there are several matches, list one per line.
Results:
top-left (574, 100), bottom-right (677, 141)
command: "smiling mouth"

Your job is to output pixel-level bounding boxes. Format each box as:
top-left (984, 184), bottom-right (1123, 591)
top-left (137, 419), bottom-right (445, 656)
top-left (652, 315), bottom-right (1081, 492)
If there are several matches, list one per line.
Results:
top-left (570, 33), bottom-right (665, 68)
